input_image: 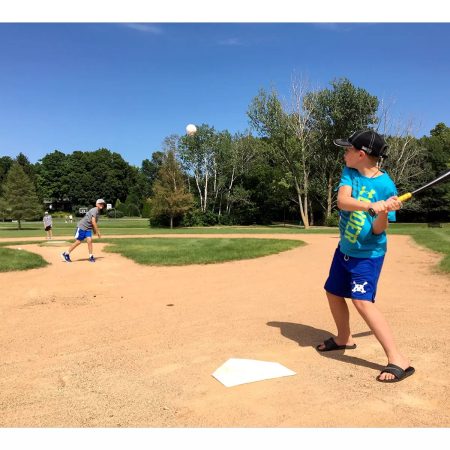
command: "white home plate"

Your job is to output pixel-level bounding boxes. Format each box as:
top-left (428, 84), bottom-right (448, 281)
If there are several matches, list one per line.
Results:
top-left (212, 358), bottom-right (296, 387)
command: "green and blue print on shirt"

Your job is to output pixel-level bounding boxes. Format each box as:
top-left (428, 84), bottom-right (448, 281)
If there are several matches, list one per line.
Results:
top-left (338, 167), bottom-right (397, 258)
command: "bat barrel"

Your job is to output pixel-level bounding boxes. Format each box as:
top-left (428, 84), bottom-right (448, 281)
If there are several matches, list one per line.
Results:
top-left (412, 169), bottom-right (450, 195)
top-left (400, 169), bottom-right (450, 202)
top-left (398, 192), bottom-right (412, 202)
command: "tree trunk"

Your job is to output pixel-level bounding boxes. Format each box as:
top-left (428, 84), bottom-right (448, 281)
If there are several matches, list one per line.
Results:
top-left (170, 216), bottom-right (173, 229)
top-left (294, 178), bottom-right (309, 228)
top-left (203, 171), bottom-right (209, 213)
top-left (194, 173), bottom-right (203, 211)
top-left (226, 168), bottom-right (236, 214)
top-left (18, 219), bottom-right (21, 230)
top-left (326, 176), bottom-right (333, 220)
top-left (309, 199), bottom-right (314, 226)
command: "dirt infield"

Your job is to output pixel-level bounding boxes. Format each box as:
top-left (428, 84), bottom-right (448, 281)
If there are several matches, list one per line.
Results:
top-left (1, 234), bottom-right (449, 427)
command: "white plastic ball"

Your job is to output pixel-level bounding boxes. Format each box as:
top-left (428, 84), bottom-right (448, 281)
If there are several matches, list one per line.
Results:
top-left (186, 124), bottom-right (197, 135)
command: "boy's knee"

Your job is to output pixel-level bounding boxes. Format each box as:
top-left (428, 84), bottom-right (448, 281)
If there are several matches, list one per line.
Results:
top-left (352, 298), bottom-right (373, 312)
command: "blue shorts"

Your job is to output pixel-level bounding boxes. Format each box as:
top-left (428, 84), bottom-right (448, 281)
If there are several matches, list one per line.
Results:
top-left (74, 228), bottom-right (92, 241)
top-left (324, 247), bottom-right (385, 302)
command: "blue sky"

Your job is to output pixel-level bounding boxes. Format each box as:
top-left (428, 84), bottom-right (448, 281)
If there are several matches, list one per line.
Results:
top-left (0, 22), bottom-right (449, 167)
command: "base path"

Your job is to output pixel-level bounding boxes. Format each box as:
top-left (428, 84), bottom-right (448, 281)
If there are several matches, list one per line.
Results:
top-left (1, 234), bottom-right (449, 427)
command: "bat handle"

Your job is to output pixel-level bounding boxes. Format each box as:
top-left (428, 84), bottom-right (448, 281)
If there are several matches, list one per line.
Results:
top-left (398, 193), bottom-right (412, 202)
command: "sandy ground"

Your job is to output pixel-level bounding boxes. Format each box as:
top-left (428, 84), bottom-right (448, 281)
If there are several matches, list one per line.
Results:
top-left (0, 233), bottom-right (449, 428)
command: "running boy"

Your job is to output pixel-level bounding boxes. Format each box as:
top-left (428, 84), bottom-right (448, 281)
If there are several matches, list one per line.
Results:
top-left (317, 130), bottom-right (415, 383)
top-left (61, 199), bottom-right (106, 263)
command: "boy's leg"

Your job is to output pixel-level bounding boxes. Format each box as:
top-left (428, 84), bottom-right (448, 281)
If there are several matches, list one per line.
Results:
top-left (87, 237), bottom-right (93, 255)
top-left (317, 292), bottom-right (355, 350)
top-left (352, 299), bottom-right (410, 381)
top-left (68, 240), bottom-right (81, 253)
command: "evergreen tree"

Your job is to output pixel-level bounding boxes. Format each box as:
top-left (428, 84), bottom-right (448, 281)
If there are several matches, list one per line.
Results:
top-left (0, 196), bottom-right (9, 221)
top-left (150, 150), bottom-right (193, 228)
top-left (0, 156), bottom-right (14, 194)
top-left (15, 152), bottom-right (37, 185)
top-left (2, 163), bottom-right (42, 229)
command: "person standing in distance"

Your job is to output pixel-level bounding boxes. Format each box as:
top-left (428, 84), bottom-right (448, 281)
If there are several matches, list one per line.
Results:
top-left (61, 199), bottom-right (106, 263)
top-left (43, 211), bottom-right (53, 240)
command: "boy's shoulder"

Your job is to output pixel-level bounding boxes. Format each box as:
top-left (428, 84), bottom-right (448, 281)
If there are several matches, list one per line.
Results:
top-left (378, 169), bottom-right (396, 185)
top-left (340, 166), bottom-right (363, 182)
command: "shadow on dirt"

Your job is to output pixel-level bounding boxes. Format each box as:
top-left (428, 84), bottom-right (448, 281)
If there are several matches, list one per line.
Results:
top-left (267, 321), bottom-right (383, 372)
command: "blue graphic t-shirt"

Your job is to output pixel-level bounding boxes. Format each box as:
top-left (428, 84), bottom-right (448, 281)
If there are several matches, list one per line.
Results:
top-left (338, 167), bottom-right (397, 258)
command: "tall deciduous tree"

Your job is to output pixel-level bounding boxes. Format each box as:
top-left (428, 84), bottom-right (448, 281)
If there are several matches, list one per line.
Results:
top-left (375, 101), bottom-right (428, 191)
top-left (248, 87), bottom-right (314, 227)
top-left (178, 124), bottom-right (219, 213)
top-left (409, 122), bottom-right (450, 221)
top-left (60, 148), bottom-right (135, 209)
top-left (2, 163), bottom-right (42, 229)
top-left (0, 196), bottom-right (9, 221)
top-left (35, 150), bottom-right (68, 203)
top-left (141, 151), bottom-right (165, 196)
top-left (150, 150), bottom-right (193, 228)
top-left (307, 78), bottom-right (379, 220)
top-left (222, 132), bottom-right (260, 216)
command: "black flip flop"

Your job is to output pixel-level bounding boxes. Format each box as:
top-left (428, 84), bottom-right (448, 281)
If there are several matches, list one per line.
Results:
top-left (376, 364), bottom-right (415, 383)
top-left (316, 337), bottom-right (357, 352)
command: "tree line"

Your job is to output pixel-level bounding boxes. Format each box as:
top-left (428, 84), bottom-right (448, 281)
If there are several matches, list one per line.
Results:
top-left (1, 77), bottom-right (449, 229)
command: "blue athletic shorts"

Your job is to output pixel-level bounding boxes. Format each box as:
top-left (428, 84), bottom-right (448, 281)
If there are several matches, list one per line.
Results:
top-left (74, 228), bottom-right (92, 241)
top-left (324, 246), bottom-right (385, 302)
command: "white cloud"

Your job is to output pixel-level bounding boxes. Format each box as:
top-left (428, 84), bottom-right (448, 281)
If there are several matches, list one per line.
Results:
top-left (218, 37), bottom-right (242, 46)
top-left (312, 23), bottom-right (354, 32)
top-left (122, 23), bottom-right (163, 34)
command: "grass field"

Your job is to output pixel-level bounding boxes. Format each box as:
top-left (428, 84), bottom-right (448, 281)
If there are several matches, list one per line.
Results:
top-left (398, 227), bottom-right (450, 272)
top-left (0, 247), bottom-right (48, 272)
top-left (0, 219), bottom-right (449, 273)
top-left (102, 237), bottom-right (305, 266)
top-left (0, 218), bottom-right (320, 237)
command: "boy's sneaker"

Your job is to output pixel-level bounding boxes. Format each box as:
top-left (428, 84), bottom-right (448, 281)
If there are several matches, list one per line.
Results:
top-left (89, 255), bottom-right (95, 263)
top-left (61, 252), bottom-right (72, 262)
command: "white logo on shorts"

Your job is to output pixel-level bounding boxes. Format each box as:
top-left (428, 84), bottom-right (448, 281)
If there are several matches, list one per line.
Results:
top-left (352, 281), bottom-right (368, 294)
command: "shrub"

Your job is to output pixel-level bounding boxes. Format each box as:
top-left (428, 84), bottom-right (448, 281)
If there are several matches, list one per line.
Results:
top-left (217, 214), bottom-right (234, 225)
top-left (142, 201), bottom-right (151, 218)
top-left (324, 211), bottom-right (340, 227)
top-left (107, 210), bottom-right (124, 218)
top-left (48, 211), bottom-right (67, 218)
top-left (180, 209), bottom-right (219, 227)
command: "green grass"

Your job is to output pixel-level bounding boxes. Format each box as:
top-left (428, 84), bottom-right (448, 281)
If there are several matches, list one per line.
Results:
top-left (0, 218), bottom-right (315, 237)
top-left (1, 219), bottom-right (449, 273)
top-left (388, 222), bottom-right (450, 234)
top-left (0, 240), bottom-right (42, 247)
top-left (399, 227), bottom-right (450, 273)
top-left (102, 237), bottom-right (305, 266)
top-left (389, 223), bottom-right (450, 273)
top-left (0, 247), bottom-right (49, 272)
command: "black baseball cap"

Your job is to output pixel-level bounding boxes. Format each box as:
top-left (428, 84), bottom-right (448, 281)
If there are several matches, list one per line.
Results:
top-left (334, 129), bottom-right (388, 158)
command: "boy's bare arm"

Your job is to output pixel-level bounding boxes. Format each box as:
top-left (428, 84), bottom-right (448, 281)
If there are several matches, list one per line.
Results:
top-left (337, 186), bottom-right (388, 214)
top-left (372, 212), bottom-right (389, 234)
top-left (371, 197), bottom-right (403, 235)
top-left (91, 217), bottom-right (101, 238)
